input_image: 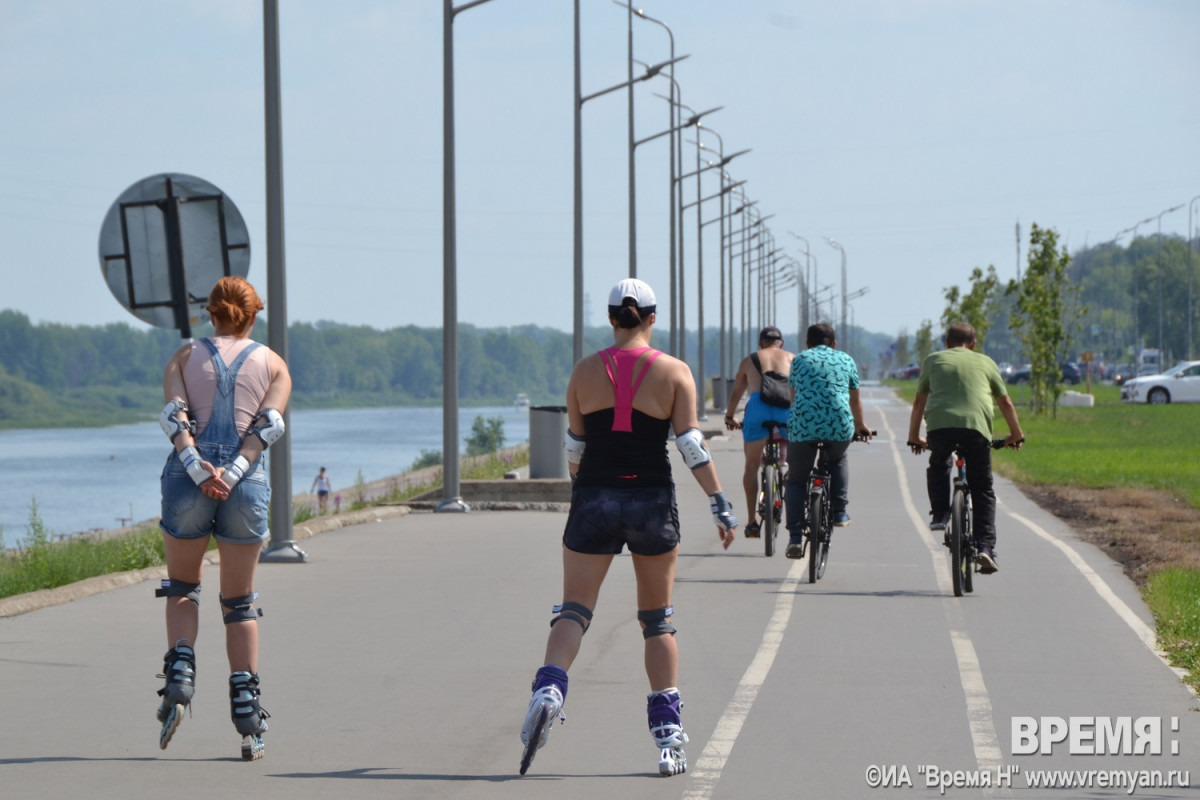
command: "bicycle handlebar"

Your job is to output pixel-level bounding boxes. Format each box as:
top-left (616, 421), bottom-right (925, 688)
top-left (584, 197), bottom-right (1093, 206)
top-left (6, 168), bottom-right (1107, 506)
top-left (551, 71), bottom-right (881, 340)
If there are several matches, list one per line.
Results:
top-left (906, 437), bottom-right (1024, 455)
top-left (852, 430), bottom-right (878, 443)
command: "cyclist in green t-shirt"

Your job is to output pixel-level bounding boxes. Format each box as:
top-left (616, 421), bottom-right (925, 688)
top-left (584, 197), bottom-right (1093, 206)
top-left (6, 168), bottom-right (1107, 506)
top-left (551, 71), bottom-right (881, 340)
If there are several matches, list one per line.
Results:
top-left (906, 322), bottom-right (1024, 574)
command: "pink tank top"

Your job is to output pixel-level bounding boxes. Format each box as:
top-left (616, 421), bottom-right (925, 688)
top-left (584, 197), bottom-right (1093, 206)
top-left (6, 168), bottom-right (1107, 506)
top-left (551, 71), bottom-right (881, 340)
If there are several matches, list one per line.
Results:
top-left (599, 346), bottom-right (661, 432)
top-left (183, 336), bottom-right (272, 436)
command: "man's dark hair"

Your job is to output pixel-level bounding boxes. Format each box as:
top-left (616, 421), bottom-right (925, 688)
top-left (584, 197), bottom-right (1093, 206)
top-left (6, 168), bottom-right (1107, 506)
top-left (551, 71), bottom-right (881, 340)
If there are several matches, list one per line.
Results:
top-left (758, 326), bottom-right (783, 348)
top-left (945, 322), bottom-right (977, 348)
top-left (806, 323), bottom-right (836, 348)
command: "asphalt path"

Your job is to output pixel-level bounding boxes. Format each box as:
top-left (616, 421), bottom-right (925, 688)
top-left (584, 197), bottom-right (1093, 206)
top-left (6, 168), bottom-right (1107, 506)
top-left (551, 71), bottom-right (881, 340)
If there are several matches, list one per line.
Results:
top-left (2, 384), bottom-right (1196, 799)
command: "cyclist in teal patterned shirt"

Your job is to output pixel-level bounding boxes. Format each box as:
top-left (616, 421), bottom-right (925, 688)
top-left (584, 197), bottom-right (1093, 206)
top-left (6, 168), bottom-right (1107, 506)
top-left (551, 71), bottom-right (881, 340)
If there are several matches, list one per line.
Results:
top-left (784, 323), bottom-right (872, 558)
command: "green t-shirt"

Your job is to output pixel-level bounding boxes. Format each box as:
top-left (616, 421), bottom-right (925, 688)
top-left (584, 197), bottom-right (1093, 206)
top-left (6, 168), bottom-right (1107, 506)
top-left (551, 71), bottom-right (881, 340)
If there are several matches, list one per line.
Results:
top-left (916, 347), bottom-right (1008, 437)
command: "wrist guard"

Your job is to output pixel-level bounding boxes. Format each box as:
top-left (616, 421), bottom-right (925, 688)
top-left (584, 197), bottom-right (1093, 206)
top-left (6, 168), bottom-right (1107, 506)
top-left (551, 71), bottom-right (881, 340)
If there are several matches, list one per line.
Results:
top-left (709, 491), bottom-right (738, 531)
top-left (178, 446), bottom-right (211, 487)
top-left (221, 455), bottom-right (251, 491)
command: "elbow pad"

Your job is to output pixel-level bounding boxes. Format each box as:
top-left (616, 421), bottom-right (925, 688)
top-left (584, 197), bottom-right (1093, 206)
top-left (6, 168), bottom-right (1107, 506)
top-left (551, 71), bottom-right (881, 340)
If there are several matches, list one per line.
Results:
top-left (159, 399), bottom-right (195, 442)
top-left (675, 428), bottom-right (712, 470)
top-left (564, 430), bottom-right (587, 465)
top-left (249, 408), bottom-right (286, 448)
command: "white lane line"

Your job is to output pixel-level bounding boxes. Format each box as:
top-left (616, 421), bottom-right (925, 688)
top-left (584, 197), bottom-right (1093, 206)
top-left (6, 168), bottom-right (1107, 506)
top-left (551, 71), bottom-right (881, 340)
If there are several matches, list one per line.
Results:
top-left (1002, 506), bottom-right (1193, 691)
top-left (682, 558), bottom-right (805, 800)
top-left (879, 412), bottom-right (1008, 780)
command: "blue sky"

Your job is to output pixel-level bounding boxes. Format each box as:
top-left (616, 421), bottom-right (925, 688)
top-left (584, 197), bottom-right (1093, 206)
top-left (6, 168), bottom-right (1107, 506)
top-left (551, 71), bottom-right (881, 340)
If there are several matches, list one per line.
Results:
top-left (2, 0), bottom-right (1197, 347)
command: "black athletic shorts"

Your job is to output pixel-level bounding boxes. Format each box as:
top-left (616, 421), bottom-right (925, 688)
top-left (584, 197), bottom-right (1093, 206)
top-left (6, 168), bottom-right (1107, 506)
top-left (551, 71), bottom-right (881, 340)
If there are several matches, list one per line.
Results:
top-left (562, 484), bottom-right (680, 556)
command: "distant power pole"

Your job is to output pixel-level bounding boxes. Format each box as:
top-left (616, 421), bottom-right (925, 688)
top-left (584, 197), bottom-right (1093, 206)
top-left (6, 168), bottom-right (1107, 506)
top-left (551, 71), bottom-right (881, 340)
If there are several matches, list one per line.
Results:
top-left (1015, 220), bottom-right (1021, 282)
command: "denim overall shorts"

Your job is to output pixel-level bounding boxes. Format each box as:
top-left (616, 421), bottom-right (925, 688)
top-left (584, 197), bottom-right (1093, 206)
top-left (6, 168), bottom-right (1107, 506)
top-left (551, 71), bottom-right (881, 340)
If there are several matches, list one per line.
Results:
top-left (160, 339), bottom-right (271, 544)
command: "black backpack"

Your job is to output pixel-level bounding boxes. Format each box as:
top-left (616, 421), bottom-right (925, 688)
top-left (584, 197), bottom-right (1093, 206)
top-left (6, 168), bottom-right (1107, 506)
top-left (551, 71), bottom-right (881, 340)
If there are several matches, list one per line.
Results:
top-left (751, 353), bottom-right (791, 408)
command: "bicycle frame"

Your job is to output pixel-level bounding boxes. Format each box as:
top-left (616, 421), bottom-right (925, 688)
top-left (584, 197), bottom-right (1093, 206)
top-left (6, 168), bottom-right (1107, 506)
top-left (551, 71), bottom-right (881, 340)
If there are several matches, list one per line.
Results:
top-left (806, 445), bottom-right (834, 582)
top-left (950, 453), bottom-right (976, 596)
top-left (758, 422), bottom-right (788, 557)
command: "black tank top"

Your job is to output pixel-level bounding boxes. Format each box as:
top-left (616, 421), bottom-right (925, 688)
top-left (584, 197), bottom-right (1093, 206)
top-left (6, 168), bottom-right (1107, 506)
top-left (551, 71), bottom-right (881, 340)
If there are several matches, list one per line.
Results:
top-left (574, 347), bottom-right (673, 488)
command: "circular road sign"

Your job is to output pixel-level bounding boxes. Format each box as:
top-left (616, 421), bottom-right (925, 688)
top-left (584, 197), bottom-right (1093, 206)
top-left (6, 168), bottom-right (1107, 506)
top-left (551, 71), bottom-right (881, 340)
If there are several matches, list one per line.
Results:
top-left (98, 173), bottom-right (250, 334)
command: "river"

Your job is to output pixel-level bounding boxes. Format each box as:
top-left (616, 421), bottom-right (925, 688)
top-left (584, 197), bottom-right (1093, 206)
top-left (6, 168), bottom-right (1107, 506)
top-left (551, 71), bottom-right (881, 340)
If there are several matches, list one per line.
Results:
top-left (0, 404), bottom-right (534, 548)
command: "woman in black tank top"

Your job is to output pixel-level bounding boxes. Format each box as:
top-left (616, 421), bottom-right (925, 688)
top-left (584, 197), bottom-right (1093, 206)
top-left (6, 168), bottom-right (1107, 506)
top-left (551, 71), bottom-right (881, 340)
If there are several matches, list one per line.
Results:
top-left (517, 279), bottom-right (738, 777)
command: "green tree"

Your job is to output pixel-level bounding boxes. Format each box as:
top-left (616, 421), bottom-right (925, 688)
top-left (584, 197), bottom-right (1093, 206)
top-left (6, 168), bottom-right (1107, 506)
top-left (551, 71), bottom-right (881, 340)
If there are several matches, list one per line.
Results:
top-left (894, 329), bottom-right (910, 369)
top-left (914, 320), bottom-right (935, 363)
top-left (465, 415), bottom-right (505, 457)
top-left (1008, 224), bottom-right (1086, 416)
top-left (941, 265), bottom-right (1002, 352)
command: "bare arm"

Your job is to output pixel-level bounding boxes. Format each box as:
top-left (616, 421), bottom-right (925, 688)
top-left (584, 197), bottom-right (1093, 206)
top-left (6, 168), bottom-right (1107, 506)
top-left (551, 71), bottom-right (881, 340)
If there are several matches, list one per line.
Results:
top-left (848, 388), bottom-right (871, 438)
top-left (565, 360), bottom-right (587, 478)
top-left (723, 359), bottom-right (749, 430)
top-left (229, 350), bottom-right (293, 467)
top-left (995, 394), bottom-right (1025, 448)
top-left (671, 361), bottom-right (737, 547)
top-left (908, 392), bottom-right (928, 450)
top-left (162, 345), bottom-right (197, 453)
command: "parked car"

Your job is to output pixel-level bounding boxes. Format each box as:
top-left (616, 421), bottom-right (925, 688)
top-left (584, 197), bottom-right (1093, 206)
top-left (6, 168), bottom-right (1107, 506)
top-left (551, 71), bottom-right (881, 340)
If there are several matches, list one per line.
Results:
top-left (1007, 362), bottom-right (1081, 385)
top-left (1106, 364), bottom-right (1135, 385)
top-left (890, 362), bottom-right (921, 380)
top-left (1120, 361), bottom-right (1200, 404)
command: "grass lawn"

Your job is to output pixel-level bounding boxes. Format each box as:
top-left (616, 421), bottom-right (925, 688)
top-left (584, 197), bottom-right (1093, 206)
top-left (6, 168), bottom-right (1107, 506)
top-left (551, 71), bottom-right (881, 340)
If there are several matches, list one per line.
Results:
top-left (885, 381), bottom-right (1200, 508)
top-left (886, 377), bottom-right (1200, 691)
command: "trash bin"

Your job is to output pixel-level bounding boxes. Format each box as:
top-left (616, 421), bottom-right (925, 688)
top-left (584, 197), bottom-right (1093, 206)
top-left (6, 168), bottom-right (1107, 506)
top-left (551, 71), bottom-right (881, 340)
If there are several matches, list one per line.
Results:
top-left (529, 405), bottom-right (569, 479)
top-left (711, 376), bottom-right (735, 412)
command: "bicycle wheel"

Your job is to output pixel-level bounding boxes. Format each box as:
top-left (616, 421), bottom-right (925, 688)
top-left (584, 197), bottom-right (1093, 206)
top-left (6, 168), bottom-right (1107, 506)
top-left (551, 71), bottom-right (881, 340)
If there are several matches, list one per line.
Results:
top-left (762, 465), bottom-right (776, 557)
top-left (949, 488), bottom-right (967, 597)
top-left (808, 489), bottom-right (827, 583)
top-left (962, 500), bottom-right (975, 594)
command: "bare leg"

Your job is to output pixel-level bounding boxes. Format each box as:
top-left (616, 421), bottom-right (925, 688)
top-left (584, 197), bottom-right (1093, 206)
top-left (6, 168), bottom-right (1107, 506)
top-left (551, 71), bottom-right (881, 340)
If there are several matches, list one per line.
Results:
top-left (217, 540), bottom-right (263, 673)
top-left (163, 534), bottom-right (210, 648)
top-left (741, 439), bottom-right (766, 526)
top-left (631, 548), bottom-right (678, 691)
top-left (544, 547), bottom-right (613, 669)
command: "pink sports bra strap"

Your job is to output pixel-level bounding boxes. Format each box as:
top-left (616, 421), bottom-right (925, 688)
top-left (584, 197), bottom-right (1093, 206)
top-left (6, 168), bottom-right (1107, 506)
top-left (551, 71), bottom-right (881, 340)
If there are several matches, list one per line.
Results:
top-left (600, 346), bottom-right (661, 432)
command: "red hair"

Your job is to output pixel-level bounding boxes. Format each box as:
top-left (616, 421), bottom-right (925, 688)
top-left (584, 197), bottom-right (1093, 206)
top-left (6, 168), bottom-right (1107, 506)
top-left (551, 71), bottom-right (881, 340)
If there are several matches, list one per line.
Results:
top-left (205, 276), bottom-right (264, 330)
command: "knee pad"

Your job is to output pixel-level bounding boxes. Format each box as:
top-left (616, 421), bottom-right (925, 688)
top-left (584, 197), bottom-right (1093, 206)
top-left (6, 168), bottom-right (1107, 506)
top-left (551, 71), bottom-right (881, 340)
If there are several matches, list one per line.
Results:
top-left (156, 579), bottom-right (201, 606)
top-left (550, 601), bottom-right (593, 634)
top-left (638, 606), bottom-right (676, 639)
top-left (221, 592), bottom-right (263, 625)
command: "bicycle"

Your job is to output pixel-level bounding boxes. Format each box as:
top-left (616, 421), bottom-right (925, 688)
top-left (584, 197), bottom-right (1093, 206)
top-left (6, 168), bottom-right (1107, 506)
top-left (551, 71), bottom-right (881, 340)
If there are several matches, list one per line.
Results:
top-left (796, 432), bottom-right (875, 583)
top-left (756, 421), bottom-right (788, 557)
top-left (909, 437), bottom-right (1022, 596)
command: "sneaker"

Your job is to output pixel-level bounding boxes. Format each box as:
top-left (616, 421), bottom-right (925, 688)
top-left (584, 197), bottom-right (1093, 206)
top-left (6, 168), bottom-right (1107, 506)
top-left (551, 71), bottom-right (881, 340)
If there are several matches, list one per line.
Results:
top-left (743, 521), bottom-right (761, 539)
top-left (976, 546), bottom-right (999, 574)
top-left (929, 512), bottom-right (950, 531)
top-left (832, 512), bottom-right (851, 527)
top-left (785, 536), bottom-right (806, 559)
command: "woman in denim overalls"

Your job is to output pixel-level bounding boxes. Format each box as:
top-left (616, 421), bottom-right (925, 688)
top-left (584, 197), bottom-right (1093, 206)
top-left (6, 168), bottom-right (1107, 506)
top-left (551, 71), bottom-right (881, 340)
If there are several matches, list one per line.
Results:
top-left (155, 277), bottom-right (292, 761)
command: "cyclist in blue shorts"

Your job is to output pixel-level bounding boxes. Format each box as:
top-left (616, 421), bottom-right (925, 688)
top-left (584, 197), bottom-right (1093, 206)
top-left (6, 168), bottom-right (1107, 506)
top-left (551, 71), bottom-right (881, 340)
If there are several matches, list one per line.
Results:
top-left (724, 326), bottom-right (795, 538)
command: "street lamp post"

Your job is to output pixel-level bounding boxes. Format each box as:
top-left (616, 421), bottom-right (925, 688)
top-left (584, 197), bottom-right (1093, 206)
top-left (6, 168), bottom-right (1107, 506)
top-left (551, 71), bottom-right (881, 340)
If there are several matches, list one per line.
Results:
top-left (1153, 204), bottom-right (1184, 358)
top-left (623, 2), bottom-right (676, 341)
top-left (441, 0), bottom-right (498, 513)
top-left (825, 237), bottom-right (847, 344)
top-left (573, 2), bottom-right (686, 362)
top-left (788, 232), bottom-right (814, 337)
top-left (695, 129), bottom-right (739, 400)
top-left (699, 180), bottom-right (753, 411)
top-left (1123, 215), bottom-right (1155, 348)
top-left (681, 174), bottom-right (746, 418)
top-left (259, 0), bottom-right (304, 561)
top-left (1189, 194), bottom-right (1200, 360)
top-left (726, 191), bottom-right (755, 371)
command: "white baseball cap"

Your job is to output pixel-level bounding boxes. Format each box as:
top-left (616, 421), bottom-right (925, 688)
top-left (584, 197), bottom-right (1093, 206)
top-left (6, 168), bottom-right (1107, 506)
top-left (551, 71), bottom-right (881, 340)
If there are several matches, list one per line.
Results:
top-left (608, 278), bottom-right (657, 311)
